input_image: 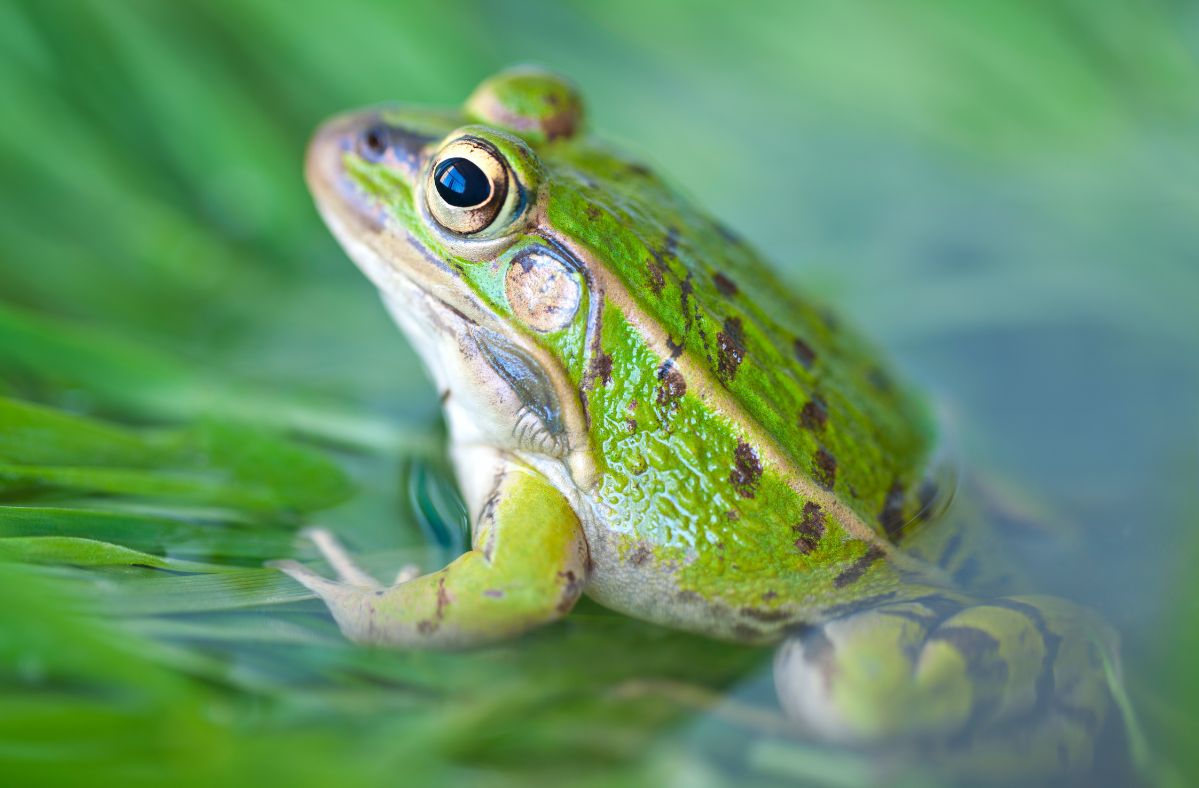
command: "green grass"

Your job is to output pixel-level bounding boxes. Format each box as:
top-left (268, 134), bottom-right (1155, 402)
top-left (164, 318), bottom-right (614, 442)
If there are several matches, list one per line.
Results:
top-left (1, 1), bottom-right (1197, 785)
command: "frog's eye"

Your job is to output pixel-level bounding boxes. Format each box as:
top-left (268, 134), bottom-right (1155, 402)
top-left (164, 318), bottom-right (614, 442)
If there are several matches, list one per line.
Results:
top-left (426, 138), bottom-right (511, 235)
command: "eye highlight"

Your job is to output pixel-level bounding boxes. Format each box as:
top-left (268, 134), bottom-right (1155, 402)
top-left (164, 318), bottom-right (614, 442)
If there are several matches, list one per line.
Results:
top-left (425, 138), bottom-right (511, 236)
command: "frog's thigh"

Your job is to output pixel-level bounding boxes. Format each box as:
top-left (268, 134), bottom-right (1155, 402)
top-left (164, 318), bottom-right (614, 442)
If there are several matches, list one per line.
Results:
top-left (774, 595), bottom-right (1110, 757)
top-left (282, 458), bottom-right (588, 649)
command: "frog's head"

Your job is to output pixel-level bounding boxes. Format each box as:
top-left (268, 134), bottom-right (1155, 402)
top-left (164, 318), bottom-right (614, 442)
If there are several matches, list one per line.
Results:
top-left (307, 67), bottom-right (613, 475)
top-left (305, 65), bottom-right (583, 295)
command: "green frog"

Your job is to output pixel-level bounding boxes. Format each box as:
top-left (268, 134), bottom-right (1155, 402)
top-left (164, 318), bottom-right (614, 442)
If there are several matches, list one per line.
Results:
top-left (275, 67), bottom-right (1118, 773)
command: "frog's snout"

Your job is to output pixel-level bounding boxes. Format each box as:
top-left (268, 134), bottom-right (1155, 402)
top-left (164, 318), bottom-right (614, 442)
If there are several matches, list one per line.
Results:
top-left (304, 112), bottom-right (365, 205)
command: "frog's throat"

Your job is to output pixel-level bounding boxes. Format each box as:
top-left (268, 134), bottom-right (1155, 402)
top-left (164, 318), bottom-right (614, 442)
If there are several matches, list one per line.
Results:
top-left (551, 229), bottom-right (939, 577)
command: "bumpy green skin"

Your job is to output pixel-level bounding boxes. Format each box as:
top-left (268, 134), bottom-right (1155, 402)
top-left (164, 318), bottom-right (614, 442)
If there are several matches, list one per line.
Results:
top-left (292, 68), bottom-right (1119, 770)
top-left (356, 78), bottom-right (945, 622)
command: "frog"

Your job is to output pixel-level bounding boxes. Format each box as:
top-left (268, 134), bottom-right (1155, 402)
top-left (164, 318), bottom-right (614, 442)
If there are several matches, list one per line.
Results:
top-left (273, 66), bottom-right (1120, 773)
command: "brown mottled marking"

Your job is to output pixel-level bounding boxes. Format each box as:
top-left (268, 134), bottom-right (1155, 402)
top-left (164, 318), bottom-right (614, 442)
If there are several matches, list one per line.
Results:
top-left (655, 362), bottom-right (686, 408)
top-left (646, 255), bottom-right (665, 294)
top-left (812, 448), bottom-right (837, 490)
top-left (417, 619), bottom-right (437, 635)
top-left (625, 417), bottom-right (637, 433)
top-left (435, 575), bottom-right (450, 621)
top-left (762, 590), bottom-right (778, 602)
top-left (729, 441), bottom-right (762, 498)
top-left (584, 204), bottom-right (600, 220)
top-left (676, 589), bottom-right (703, 604)
top-left (879, 480), bottom-right (906, 540)
top-left (628, 543), bottom-right (653, 566)
top-left (792, 501), bottom-right (825, 554)
top-left (716, 317), bottom-right (746, 381)
top-left (627, 162), bottom-right (651, 177)
top-left (712, 272), bottom-right (739, 297)
top-left (592, 351), bottom-right (613, 386)
top-left (792, 337), bottom-right (816, 369)
top-left (799, 396), bottom-right (828, 432)
top-left (556, 569), bottom-right (584, 614)
top-left (833, 544), bottom-right (885, 588)
top-left (725, 509), bottom-right (740, 521)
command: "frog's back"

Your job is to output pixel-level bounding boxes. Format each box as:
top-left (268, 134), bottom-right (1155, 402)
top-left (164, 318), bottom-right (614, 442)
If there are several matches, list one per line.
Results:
top-left (534, 138), bottom-right (951, 632)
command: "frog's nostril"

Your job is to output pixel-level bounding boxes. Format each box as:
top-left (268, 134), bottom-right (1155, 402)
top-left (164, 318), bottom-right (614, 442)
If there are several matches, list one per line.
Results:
top-left (358, 124), bottom-right (390, 162)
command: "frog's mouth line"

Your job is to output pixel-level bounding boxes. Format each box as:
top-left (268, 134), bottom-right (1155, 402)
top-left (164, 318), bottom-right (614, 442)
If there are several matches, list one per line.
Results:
top-left (306, 116), bottom-right (502, 336)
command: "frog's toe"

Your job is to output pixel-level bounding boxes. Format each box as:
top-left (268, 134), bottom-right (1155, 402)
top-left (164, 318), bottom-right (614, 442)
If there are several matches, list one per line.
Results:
top-left (394, 564), bottom-right (421, 584)
top-left (300, 526), bottom-right (381, 588)
top-left (267, 558), bottom-right (341, 595)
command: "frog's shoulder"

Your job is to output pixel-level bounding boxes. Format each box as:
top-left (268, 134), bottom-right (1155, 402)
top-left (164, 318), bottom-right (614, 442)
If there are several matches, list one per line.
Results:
top-left (544, 141), bottom-right (939, 536)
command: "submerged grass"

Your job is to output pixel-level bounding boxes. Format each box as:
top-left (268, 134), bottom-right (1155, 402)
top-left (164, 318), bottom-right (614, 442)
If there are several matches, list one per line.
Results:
top-left (0, 1), bottom-right (1197, 785)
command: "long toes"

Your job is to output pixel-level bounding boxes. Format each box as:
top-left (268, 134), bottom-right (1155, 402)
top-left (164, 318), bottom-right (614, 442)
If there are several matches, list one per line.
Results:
top-left (300, 527), bottom-right (380, 588)
top-left (394, 564), bottom-right (421, 584)
top-left (267, 559), bottom-right (339, 594)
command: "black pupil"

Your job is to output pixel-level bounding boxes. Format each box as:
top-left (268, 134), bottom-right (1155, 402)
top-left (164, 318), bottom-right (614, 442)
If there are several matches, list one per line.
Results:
top-left (434, 158), bottom-right (490, 207)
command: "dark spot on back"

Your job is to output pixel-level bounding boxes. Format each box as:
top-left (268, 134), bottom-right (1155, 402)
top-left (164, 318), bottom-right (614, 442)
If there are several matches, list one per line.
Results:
top-left (793, 337), bottom-right (816, 369)
top-left (676, 589), bottom-right (702, 604)
top-left (792, 501), bottom-right (825, 554)
top-left (655, 362), bottom-right (686, 409)
top-left (584, 204), bottom-right (600, 220)
top-left (799, 397), bottom-right (828, 432)
top-left (646, 255), bottom-right (665, 294)
top-left (592, 351), bottom-right (613, 386)
top-left (716, 316), bottom-right (746, 382)
top-left (665, 335), bottom-right (684, 359)
top-left (712, 272), bottom-right (739, 297)
top-left (879, 480), bottom-right (907, 541)
top-left (627, 162), bottom-right (651, 177)
top-left (833, 544), bottom-right (885, 588)
top-left (812, 448), bottom-right (837, 490)
top-left (729, 441), bottom-right (762, 498)
top-left (625, 417), bottom-right (637, 433)
top-left (725, 509), bottom-right (740, 521)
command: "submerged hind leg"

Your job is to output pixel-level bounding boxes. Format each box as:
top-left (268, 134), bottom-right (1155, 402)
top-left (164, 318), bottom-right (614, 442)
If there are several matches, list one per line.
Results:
top-left (774, 594), bottom-right (1114, 772)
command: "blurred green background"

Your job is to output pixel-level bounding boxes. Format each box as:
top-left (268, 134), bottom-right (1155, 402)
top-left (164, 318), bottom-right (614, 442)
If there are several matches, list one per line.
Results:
top-left (1, 1), bottom-right (1197, 785)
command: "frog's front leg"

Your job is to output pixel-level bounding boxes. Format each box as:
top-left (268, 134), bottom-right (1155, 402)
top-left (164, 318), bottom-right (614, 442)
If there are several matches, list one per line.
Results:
top-left (774, 595), bottom-right (1114, 770)
top-left (273, 458), bottom-right (588, 648)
